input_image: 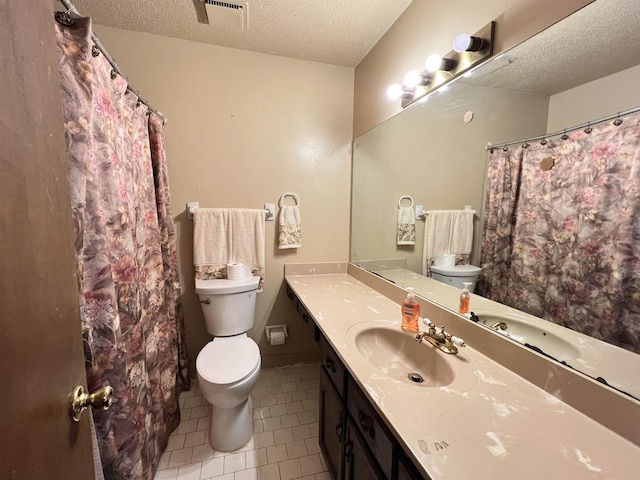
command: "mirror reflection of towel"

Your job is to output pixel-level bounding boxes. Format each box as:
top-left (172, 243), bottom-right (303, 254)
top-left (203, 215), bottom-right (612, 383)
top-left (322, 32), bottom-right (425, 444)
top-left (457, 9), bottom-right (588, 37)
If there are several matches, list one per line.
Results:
top-left (397, 207), bottom-right (416, 245)
top-left (422, 210), bottom-right (473, 275)
top-left (278, 205), bottom-right (301, 249)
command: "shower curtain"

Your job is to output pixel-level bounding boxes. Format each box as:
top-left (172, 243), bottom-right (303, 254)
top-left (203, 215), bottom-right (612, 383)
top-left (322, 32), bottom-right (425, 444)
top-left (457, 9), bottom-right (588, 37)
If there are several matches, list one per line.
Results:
top-left (55, 16), bottom-right (189, 479)
top-left (477, 113), bottom-right (640, 354)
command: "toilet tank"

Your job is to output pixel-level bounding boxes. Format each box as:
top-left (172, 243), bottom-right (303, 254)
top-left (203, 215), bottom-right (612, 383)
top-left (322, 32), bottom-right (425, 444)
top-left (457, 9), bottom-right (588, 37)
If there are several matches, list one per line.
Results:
top-left (430, 265), bottom-right (481, 291)
top-left (195, 276), bottom-right (260, 336)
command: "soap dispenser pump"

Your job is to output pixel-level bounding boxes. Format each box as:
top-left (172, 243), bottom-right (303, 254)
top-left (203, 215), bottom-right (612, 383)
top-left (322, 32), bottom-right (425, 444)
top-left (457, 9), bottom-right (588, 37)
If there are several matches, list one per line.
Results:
top-left (401, 287), bottom-right (420, 332)
top-left (459, 282), bottom-right (472, 315)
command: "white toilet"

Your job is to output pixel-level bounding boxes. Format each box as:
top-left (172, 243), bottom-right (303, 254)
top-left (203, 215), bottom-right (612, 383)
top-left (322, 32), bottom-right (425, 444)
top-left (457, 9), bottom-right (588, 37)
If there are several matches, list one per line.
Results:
top-left (430, 264), bottom-right (482, 291)
top-left (195, 275), bottom-right (261, 452)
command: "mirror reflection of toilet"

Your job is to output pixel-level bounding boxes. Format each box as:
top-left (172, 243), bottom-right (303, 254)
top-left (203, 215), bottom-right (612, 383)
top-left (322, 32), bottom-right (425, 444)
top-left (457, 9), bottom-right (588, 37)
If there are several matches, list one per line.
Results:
top-left (195, 275), bottom-right (261, 452)
top-left (430, 254), bottom-right (481, 292)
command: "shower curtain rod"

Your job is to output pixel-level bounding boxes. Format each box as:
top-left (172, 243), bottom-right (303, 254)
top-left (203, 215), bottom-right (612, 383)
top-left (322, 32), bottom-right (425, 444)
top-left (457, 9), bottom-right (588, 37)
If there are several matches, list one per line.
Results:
top-left (485, 104), bottom-right (640, 151)
top-left (57, 0), bottom-right (168, 124)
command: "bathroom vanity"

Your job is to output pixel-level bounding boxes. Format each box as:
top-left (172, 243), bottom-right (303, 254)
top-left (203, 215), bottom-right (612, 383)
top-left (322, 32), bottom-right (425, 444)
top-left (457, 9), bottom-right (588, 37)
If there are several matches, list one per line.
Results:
top-left (284, 262), bottom-right (640, 480)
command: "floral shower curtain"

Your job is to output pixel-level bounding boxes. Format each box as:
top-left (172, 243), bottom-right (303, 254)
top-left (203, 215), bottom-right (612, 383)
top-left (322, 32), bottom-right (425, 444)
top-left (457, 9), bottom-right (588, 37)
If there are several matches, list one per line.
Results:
top-left (55, 16), bottom-right (190, 479)
top-left (477, 113), bottom-right (640, 354)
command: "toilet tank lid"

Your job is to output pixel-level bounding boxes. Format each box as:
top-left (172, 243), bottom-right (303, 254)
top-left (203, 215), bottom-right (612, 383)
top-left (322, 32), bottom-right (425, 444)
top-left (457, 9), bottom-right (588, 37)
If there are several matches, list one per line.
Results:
top-left (197, 336), bottom-right (260, 385)
top-left (195, 276), bottom-right (260, 295)
top-left (430, 264), bottom-right (481, 276)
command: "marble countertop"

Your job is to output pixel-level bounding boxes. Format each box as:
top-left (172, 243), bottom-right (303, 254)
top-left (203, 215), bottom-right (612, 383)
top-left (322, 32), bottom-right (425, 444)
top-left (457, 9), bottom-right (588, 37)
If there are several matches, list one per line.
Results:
top-left (284, 262), bottom-right (640, 480)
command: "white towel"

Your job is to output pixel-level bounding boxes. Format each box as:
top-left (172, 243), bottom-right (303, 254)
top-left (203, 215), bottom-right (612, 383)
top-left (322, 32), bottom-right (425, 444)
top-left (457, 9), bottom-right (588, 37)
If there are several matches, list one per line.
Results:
top-left (450, 210), bottom-right (474, 255)
top-left (193, 208), bottom-right (265, 287)
top-left (397, 207), bottom-right (416, 245)
top-left (422, 210), bottom-right (474, 275)
top-left (278, 205), bottom-right (301, 249)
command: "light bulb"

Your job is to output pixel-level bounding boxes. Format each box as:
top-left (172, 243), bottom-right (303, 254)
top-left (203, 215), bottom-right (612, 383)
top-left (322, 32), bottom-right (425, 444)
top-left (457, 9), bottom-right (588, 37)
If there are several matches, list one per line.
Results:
top-left (403, 70), bottom-right (421, 89)
top-left (453, 33), bottom-right (485, 52)
top-left (425, 54), bottom-right (443, 73)
top-left (386, 83), bottom-right (403, 100)
top-left (453, 33), bottom-right (472, 53)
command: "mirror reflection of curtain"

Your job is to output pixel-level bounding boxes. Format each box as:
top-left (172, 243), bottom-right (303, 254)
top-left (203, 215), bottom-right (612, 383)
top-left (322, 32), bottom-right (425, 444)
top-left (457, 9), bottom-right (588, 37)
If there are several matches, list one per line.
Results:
top-left (478, 113), bottom-right (640, 354)
top-left (55, 17), bottom-right (190, 479)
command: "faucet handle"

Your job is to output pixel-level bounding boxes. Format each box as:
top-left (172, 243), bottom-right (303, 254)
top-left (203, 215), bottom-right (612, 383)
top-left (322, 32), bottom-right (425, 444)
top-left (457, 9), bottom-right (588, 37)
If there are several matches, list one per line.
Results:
top-left (422, 317), bottom-right (433, 326)
top-left (450, 335), bottom-right (466, 347)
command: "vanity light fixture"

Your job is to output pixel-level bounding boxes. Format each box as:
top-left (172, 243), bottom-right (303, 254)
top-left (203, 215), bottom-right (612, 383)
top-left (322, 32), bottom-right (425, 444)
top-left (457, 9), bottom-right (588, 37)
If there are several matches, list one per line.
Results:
top-left (386, 21), bottom-right (495, 109)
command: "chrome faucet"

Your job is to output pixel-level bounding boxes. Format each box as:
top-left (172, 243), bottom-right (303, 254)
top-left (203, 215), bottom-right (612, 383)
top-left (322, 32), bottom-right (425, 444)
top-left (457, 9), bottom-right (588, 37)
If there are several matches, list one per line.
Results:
top-left (415, 318), bottom-right (466, 355)
top-left (490, 321), bottom-right (508, 331)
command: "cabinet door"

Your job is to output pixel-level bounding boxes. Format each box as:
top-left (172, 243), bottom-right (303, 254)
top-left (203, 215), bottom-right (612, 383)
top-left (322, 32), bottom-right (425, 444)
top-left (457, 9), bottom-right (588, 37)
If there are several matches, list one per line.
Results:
top-left (319, 368), bottom-right (344, 479)
top-left (397, 453), bottom-right (428, 480)
top-left (344, 417), bottom-right (386, 480)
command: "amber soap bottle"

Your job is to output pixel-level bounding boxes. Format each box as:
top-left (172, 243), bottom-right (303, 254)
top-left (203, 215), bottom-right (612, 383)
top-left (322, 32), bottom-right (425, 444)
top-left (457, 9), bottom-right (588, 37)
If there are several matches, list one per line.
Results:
top-left (401, 288), bottom-right (420, 332)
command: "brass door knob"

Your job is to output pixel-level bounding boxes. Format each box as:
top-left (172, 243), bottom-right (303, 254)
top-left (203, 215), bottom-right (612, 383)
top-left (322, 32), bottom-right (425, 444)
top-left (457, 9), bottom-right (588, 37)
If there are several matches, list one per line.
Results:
top-left (70, 385), bottom-right (114, 422)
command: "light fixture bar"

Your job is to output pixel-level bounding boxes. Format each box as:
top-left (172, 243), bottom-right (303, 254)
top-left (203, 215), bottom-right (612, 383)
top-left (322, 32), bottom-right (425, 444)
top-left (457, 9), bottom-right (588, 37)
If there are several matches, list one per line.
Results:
top-left (400, 21), bottom-right (495, 109)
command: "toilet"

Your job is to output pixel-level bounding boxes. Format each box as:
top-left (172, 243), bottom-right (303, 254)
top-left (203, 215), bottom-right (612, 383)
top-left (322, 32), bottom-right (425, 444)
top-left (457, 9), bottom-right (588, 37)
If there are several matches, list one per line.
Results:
top-left (195, 275), bottom-right (261, 452)
top-left (430, 264), bottom-right (482, 291)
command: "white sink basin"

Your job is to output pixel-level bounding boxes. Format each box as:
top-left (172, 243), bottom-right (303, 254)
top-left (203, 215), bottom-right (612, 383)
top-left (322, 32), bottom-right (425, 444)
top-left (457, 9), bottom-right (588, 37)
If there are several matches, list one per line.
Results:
top-left (474, 312), bottom-right (580, 362)
top-left (345, 321), bottom-right (476, 391)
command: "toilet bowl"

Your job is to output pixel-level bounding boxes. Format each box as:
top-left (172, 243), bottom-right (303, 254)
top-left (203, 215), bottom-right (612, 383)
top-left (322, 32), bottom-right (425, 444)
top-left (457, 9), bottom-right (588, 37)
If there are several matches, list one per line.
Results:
top-left (194, 275), bottom-right (261, 452)
top-left (196, 335), bottom-right (261, 452)
top-left (430, 264), bottom-right (482, 291)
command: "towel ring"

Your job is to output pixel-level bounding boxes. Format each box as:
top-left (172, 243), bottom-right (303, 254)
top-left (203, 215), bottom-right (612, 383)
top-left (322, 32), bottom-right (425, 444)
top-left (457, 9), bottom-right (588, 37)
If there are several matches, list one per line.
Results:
top-left (398, 195), bottom-right (414, 209)
top-left (279, 192), bottom-right (300, 208)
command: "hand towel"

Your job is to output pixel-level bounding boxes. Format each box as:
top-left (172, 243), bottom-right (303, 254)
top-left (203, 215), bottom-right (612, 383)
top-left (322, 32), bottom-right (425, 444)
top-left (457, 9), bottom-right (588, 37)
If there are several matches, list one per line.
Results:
top-left (423, 210), bottom-right (454, 275)
top-left (193, 208), bottom-right (265, 289)
top-left (422, 210), bottom-right (475, 275)
top-left (278, 199), bottom-right (302, 248)
top-left (397, 207), bottom-right (416, 245)
top-left (450, 210), bottom-right (474, 255)
top-left (193, 208), bottom-right (232, 280)
top-left (231, 209), bottom-right (266, 285)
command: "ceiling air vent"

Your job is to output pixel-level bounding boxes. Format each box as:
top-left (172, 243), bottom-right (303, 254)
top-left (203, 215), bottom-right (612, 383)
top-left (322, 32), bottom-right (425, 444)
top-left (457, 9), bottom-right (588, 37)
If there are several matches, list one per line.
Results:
top-left (204, 0), bottom-right (248, 32)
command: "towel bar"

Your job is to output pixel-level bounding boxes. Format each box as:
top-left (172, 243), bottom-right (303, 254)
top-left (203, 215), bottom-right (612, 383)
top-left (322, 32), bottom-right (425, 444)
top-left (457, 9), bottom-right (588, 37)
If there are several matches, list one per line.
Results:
top-left (186, 202), bottom-right (274, 221)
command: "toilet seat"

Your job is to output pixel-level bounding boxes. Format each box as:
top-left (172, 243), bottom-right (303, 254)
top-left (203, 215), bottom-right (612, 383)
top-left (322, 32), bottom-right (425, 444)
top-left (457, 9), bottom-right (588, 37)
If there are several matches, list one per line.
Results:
top-left (197, 335), bottom-right (260, 385)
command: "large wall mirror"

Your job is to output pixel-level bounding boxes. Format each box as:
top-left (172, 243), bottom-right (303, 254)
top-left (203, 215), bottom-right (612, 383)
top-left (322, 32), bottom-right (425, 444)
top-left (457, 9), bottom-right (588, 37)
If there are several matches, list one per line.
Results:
top-left (351, 0), bottom-right (640, 399)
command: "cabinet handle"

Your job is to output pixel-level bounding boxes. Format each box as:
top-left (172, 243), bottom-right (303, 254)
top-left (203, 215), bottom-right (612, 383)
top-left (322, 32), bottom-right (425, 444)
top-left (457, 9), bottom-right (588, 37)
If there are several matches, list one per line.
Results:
top-left (344, 440), bottom-right (353, 457)
top-left (335, 422), bottom-right (343, 441)
top-left (302, 313), bottom-right (309, 323)
top-left (287, 289), bottom-right (294, 299)
top-left (325, 357), bottom-right (337, 372)
top-left (358, 411), bottom-right (376, 439)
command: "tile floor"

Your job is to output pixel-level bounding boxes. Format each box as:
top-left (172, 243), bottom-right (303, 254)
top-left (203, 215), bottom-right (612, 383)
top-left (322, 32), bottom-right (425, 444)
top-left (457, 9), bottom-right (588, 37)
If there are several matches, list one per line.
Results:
top-left (155, 362), bottom-right (330, 480)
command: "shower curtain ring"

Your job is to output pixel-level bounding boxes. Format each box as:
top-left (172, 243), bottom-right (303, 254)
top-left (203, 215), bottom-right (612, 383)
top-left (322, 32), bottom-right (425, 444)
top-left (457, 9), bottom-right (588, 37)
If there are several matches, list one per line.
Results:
top-left (91, 45), bottom-right (100, 57)
top-left (540, 138), bottom-right (547, 145)
top-left (613, 115), bottom-right (623, 126)
top-left (584, 123), bottom-right (592, 134)
top-left (561, 130), bottom-right (569, 140)
top-left (54, 11), bottom-right (75, 26)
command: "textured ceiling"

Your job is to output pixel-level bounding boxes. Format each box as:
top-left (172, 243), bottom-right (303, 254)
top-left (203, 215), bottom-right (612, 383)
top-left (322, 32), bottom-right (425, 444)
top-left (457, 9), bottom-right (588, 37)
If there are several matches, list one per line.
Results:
top-left (62, 0), bottom-right (413, 67)
top-left (467, 0), bottom-right (640, 95)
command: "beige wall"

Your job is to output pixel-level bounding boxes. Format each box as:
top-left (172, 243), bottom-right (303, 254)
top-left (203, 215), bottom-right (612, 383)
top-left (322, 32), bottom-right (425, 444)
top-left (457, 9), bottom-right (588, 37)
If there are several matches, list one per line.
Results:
top-left (353, 0), bottom-right (593, 136)
top-left (547, 63), bottom-right (640, 132)
top-left (95, 26), bottom-right (354, 371)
